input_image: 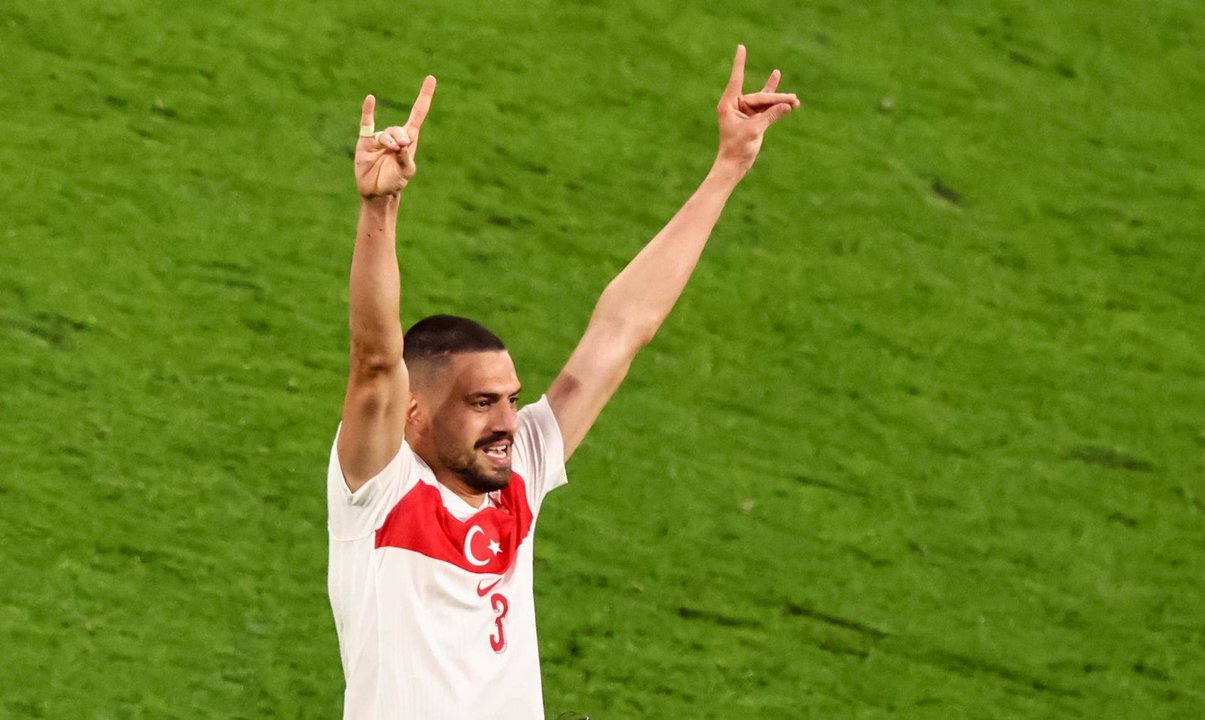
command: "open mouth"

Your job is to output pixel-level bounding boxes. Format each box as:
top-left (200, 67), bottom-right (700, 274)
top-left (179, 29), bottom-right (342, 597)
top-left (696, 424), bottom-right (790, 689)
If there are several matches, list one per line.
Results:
top-left (479, 440), bottom-right (511, 466)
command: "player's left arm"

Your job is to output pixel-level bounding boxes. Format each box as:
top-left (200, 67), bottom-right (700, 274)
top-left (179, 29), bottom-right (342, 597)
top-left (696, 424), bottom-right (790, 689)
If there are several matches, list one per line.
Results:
top-left (547, 45), bottom-right (799, 460)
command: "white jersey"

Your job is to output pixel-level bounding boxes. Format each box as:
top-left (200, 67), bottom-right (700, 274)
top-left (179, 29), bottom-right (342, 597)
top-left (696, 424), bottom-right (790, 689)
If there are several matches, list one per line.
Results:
top-left (327, 396), bottom-right (567, 720)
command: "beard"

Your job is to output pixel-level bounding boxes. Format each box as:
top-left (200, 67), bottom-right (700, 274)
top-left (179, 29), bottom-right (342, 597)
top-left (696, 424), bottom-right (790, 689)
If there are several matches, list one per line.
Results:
top-left (450, 460), bottom-right (511, 494)
top-left (438, 433), bottom-right (512, 494)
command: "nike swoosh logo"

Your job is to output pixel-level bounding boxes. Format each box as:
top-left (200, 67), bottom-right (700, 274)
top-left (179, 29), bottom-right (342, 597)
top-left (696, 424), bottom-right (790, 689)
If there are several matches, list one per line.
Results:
top-left (477, 577), bottom-right (502, 597)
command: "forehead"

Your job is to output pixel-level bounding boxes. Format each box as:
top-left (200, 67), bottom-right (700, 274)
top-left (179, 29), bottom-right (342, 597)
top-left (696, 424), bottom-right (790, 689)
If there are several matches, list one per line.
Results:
top-left (441, 351), bottom-right (520, 394)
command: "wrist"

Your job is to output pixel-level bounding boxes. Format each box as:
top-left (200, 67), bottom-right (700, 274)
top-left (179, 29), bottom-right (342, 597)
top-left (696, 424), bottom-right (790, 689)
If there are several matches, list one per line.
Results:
top-left (707, 156), bottom-right (748, 187)
top-left (360, 193), bottom-right (401, 213)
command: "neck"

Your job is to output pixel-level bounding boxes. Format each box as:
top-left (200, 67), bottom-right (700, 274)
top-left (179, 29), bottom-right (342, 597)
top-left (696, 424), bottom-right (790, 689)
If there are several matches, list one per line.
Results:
top-left (434, 470), bottom-right (489, 508)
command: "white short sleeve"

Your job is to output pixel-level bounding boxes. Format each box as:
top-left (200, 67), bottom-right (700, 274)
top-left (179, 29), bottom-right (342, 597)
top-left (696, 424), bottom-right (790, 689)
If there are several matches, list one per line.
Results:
top-left (511, 395), bottom-right (568, 511)
top-left (326, 430), bottom-right (421, 541)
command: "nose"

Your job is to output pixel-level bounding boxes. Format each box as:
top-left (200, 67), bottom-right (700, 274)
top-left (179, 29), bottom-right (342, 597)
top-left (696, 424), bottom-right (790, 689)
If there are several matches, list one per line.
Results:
top-left (493, 401), bottom-right (518, 437)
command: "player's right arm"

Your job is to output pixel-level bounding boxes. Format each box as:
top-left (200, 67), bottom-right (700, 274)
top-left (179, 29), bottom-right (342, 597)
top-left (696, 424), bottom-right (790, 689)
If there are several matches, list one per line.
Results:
top-left (338, 78), bottom-right (436, 492)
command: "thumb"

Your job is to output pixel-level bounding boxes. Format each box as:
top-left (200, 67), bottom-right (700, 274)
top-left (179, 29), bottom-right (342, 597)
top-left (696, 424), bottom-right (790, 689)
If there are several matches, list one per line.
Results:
top-left (760, 102), bottom-right (794, 127)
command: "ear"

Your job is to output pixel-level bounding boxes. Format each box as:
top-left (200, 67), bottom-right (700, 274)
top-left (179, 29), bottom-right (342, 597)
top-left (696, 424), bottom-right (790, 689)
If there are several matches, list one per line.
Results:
top-left (402, 390), bottom-right (426, 433)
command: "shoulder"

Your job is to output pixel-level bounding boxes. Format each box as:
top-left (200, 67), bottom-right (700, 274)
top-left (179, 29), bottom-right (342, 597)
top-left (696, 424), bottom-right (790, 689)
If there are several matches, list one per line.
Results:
top-left (329, 430), bottom-right (421, 498)
top-left (327, 432), bottom-right (423, 541)
top-left (511, 395), bottom-right (568, 506)
top-left (516, 395), bottom-right (562, 441)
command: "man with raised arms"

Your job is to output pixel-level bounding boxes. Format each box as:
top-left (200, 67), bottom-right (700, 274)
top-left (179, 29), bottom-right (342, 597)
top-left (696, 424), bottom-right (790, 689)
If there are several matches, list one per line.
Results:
top-left (327, 45), bottom-right (799, 719)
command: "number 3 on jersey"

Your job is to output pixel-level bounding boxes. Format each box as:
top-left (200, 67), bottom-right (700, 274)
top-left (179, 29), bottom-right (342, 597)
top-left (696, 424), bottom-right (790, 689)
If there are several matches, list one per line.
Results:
top-left (489, 593), bottom-right (509, 653)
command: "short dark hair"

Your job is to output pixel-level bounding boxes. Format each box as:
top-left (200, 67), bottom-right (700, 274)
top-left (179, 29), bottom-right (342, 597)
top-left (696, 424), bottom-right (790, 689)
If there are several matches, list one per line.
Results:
top-left (403, 315), bottom-right (506, 367)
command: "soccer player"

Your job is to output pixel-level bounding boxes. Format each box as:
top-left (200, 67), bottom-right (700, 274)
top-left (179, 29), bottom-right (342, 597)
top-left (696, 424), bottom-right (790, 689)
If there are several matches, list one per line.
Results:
top-left (327, 45), bottom-right (798, 719)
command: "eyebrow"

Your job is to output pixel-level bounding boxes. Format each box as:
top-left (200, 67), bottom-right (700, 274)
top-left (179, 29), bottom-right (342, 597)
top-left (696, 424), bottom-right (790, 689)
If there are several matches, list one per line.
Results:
top-left (465, 388), bottom-right (522, 401)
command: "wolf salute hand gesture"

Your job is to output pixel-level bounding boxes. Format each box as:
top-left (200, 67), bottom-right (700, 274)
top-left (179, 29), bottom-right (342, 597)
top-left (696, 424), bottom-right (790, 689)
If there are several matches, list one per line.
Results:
top-left (328, 46), bottom-right (801, 719)
top-left (715, 44), bottom-right (800, 174)
top-left (340, 75), bottom-right (437, 487)
top-left (339, 47), bottom-right (798, 488)
top-left (355, 75), bottom-right (437, 198)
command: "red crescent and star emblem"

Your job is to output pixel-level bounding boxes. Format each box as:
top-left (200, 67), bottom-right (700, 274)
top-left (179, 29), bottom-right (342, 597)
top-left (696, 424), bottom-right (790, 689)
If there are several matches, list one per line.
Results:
top-left (464, 524), bottom-right (504, 567)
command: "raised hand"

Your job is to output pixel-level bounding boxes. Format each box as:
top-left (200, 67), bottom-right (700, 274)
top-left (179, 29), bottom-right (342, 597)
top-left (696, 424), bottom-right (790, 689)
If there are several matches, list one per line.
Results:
top-left (715, 45), bottom-right (799, 174)
top-left (355, 75), bottom-right (437, 199)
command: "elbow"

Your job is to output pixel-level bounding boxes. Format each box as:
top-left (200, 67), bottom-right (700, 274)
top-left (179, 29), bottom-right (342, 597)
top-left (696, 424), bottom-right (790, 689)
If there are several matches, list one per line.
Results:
top-left (592, 282), bottom-right (663, 351)
top-left (627, 320), bottom-right (659, 349)
top-left (590, 309), bottom-right (659, 354)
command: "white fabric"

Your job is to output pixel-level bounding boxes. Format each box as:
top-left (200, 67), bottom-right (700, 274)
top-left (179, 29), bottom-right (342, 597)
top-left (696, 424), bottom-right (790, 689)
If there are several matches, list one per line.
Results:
top-left (327, 396), bottom-right (567, 720)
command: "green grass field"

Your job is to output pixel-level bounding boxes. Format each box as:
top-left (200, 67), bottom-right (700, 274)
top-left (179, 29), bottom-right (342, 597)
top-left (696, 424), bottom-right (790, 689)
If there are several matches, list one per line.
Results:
top-left (1, 0), bottom-right (1202, 717)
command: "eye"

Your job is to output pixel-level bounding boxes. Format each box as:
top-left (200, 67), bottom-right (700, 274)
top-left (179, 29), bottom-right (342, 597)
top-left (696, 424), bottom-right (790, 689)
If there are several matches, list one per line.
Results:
top-left (474, 399), bottom-right (491, 409)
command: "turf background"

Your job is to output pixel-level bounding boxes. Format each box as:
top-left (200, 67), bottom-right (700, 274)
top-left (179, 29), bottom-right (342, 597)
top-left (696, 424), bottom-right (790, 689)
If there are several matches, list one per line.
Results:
top-left (0, 0), bottom-right (1202, 717)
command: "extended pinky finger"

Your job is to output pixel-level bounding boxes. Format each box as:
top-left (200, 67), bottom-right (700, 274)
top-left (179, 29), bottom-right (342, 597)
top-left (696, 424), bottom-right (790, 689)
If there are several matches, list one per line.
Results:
top-left (360, 95), bottom-right (376, 135)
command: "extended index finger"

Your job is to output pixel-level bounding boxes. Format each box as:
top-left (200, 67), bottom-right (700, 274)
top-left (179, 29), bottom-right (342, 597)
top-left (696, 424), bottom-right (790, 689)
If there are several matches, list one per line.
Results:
top-left (406, 75), bottom-right (437, 131)
top-left (761, 69), bottom-right (781, 93)
top-left (723, 44), bottom-right (746, 99)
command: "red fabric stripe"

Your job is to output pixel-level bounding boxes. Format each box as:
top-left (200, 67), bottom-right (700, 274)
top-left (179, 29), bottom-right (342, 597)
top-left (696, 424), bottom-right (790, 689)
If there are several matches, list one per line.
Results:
top-left (374, 473), bottom-right (533, 575)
